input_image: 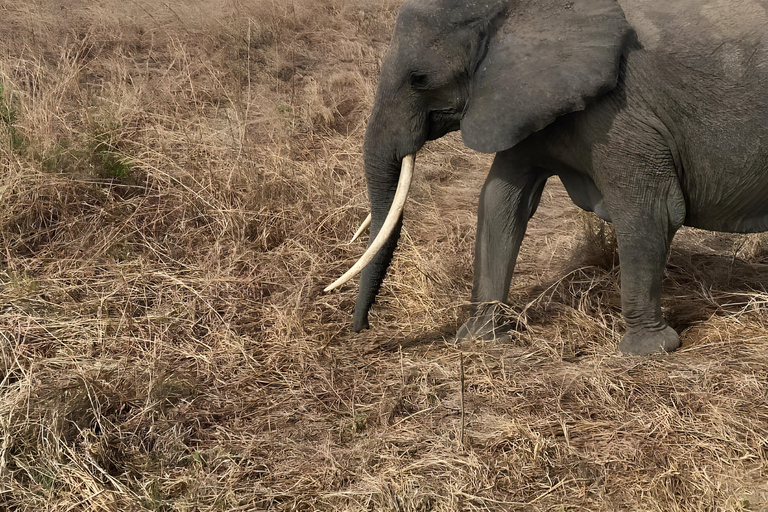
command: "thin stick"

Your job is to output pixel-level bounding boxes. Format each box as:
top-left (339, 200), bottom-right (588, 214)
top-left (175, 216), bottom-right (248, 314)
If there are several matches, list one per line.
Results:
top-left (399, 345), bottom-right (405, 388)
top-left (460, 351), bottom-right (465, 449)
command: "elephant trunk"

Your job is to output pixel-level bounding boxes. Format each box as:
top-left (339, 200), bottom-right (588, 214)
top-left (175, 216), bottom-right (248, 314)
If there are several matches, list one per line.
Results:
top-left (325, 92), bottom-right (425, 331)
top-left (351, 149), bottom-right (412, 331)
top-left (325, 154), bottom-right (413, 293)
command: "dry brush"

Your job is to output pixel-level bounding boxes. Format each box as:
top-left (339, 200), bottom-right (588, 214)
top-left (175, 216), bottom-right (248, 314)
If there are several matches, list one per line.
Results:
top-left (0, 1), bottom-right (766, 511)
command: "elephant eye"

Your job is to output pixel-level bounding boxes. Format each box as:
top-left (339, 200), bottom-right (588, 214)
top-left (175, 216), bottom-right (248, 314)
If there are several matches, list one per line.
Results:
top-left (409, 72), bottom-right (430, 89)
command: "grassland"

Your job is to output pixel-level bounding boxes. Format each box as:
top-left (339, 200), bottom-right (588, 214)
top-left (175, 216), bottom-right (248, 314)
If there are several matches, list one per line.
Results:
top-left (0, 1), bottom-right (767, 510)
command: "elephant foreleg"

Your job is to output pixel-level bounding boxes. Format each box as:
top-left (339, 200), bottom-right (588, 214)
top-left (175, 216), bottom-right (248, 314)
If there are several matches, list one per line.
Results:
top-left (456, 151), bottom-right (548, 342)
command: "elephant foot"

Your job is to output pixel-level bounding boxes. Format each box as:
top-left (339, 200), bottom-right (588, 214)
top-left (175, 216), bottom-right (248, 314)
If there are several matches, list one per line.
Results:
top-left (619, 325), bottom-right (680, 356)
top-left (455, 303), bottom-right (512, 343)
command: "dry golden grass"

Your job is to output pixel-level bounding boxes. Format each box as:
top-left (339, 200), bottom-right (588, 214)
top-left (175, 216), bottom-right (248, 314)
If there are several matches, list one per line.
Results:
top-left (0, 1), bottom-right (767, 510)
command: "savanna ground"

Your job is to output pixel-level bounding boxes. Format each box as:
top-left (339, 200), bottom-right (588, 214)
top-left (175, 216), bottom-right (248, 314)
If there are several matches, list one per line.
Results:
top-left (0, 1), bottom-right (767, 510)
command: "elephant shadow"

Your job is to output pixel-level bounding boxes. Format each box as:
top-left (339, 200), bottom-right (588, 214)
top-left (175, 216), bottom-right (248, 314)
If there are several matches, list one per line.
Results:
top-left (370, 240), bottom-right (768, 353)
top-left (373, 324), bottom-right (461, 353)
top-left (516, 244), bottom-right (768, 336)
top-left (663, 249), bottom-right (768, 332)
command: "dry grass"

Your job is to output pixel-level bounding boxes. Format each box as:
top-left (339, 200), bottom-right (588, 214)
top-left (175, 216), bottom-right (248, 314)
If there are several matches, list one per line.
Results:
top-left (0, 1), bottom-right (767, 510)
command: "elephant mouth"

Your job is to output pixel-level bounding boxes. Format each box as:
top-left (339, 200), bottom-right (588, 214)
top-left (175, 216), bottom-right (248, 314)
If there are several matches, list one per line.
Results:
top-left (427, 108), bottom-right (461, 140)
top-left (325, 154), bottom-right (415, 292)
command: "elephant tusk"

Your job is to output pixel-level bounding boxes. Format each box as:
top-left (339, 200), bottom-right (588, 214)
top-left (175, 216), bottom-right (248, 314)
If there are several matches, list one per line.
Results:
top-left (349, 214), bottom-right (371, 243)
top-left (325, 154), bottom-right (415, 292)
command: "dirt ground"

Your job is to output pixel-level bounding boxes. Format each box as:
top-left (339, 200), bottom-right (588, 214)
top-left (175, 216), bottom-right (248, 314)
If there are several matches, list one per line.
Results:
top-left (1, 1), bottom-right (767, 511)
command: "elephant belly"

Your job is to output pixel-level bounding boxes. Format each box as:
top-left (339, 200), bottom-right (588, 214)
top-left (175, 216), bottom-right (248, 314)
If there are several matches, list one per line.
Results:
top-left (683, 185), bottom-right (768, 233)
top-left (679, 144), bottom-right (768, 234)
top-left (558, 172), bottom-right (611, 222)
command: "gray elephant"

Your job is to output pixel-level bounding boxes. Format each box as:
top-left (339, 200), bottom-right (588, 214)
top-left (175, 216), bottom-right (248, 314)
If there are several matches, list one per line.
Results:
top-left (326, 0), bottom-right (768, 355)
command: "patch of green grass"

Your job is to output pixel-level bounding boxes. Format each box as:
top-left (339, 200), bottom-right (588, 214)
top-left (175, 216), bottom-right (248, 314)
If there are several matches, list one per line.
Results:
top-left (35, 121), bottom-right (134, 181)
top-left (88, 123), bottom-right (134, 180)
top-left (0, 82), bottom-right (15, 125)
top-left (39, 141), bottom-right (71, 174)
top-left (107, 241), bottom-right (134, 262)
top-left (352, 412), bottom-right (367, 434)
top-left (4, 270), bottom-right (39, 293)
top-left (0, 81), bottom-right (30, 154)
top-left (0, 86), bottom-right (133, 181)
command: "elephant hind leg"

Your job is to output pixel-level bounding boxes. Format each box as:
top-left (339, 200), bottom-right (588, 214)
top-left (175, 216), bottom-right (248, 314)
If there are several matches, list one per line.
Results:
top-left (595, 131), bottom-right (686, 355)
top-left (614, 205), bottom-right (683, 355)
top-left (456, 151), bottom-right (549, 342)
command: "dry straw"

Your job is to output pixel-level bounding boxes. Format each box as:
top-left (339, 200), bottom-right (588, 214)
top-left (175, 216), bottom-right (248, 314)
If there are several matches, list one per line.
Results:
top-left (0, 1), bottom-right (766, 511)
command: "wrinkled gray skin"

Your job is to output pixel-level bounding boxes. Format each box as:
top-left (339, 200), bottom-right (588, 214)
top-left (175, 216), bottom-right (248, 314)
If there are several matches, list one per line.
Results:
top-left (353, 0), bottom-right (768, 355)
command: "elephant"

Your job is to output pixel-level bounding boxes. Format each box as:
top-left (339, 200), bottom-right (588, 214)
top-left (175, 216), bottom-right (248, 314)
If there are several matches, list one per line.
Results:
top-left (326, 0), bottom-right (768, 355)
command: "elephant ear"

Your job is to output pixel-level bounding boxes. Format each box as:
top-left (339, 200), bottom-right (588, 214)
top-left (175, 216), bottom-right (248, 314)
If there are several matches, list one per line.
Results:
top-left (461, 0), bottom-right (630, 154)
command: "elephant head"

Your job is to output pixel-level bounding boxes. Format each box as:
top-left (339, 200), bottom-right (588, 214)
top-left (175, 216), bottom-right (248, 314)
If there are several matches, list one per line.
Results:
top-left (327, 0), bottom-right (630, 332)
